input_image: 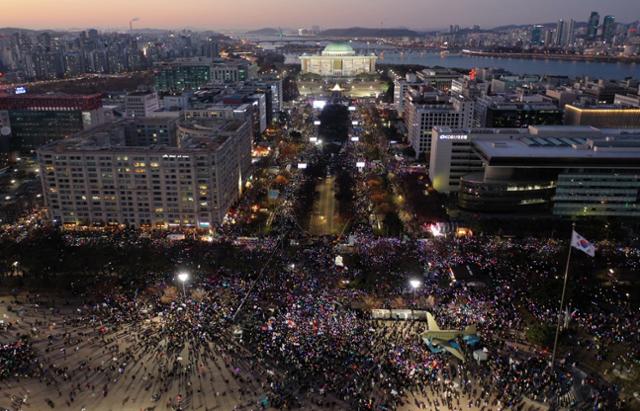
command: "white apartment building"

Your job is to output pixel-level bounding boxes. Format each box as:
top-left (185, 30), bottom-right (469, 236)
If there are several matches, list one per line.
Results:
top-left (124, 91), bottom-right (160, 118)
top-left (393, 73), bottom-right (420, 116)
top-left (37, 118), bottom-right (251, 228)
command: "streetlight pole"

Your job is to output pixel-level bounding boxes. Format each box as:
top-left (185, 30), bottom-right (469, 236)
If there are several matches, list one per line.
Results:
top-left (551, 222), bottom-right (575, 368)
top-left (409, 279), bottom-right (421, 320)
top-left (177, 272), bottom-right (189, 299)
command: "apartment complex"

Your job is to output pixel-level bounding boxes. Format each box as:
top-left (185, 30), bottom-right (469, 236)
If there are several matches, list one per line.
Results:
top-left (37, 117), bottom-right (251, 228)
top-left (153, 57), bottom-right (213, 93)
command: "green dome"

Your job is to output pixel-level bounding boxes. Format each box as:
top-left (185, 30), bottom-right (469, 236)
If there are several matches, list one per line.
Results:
top-left (322, 42), bottom-right (356, 56)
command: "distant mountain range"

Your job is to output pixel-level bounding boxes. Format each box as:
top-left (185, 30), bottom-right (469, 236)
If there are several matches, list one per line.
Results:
top-left (246, 28), bottom-right (282, 36)
top-left (319, 27), bottom-right (420, 37)
top-left (245, 26), bottom-right (422, 38)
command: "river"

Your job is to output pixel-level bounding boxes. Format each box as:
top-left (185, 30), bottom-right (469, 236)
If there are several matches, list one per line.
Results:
top-left (283, 47), bottom-right (638, 80)
top-left (377, 51), bottom-right (638, 80)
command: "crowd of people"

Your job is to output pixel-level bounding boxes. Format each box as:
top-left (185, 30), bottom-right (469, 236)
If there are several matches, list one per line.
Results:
top-left (1, 104), bottom-right (638, 411)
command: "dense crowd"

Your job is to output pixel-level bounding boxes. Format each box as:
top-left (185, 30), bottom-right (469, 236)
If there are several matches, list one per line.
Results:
top-left (0, 337), bottom-right (37, 380)
top-left (1, 104), bottom-right (638, 410)
top-left (2, 231), bottom-right (638, 410)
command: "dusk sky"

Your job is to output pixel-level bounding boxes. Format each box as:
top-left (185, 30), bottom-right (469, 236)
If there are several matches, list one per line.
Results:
top-left (1, 0), bottom-right (639, 31)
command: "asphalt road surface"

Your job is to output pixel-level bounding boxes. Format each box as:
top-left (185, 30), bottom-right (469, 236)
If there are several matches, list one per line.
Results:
top-left (309, 176), bottom-right (339, 236)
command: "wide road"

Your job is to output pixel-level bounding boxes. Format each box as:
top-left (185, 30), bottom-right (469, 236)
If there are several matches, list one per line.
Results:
top-left (309, 176), bottom-right (339, 236)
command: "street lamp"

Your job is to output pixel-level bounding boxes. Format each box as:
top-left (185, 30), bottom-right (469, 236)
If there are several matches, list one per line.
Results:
top-left (177, 272), bottom-right (189, 298)
top-left (409, 279), bottom-right (421, 319)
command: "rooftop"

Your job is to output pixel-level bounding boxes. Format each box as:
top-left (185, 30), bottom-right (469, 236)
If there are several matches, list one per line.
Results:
top-left (321, 42), bottom-right (356, 56)
top-left (38, 117), bottom-right (243, 154)
top-left (473, 134), bottom-right (640, 168)
top-left (566, 104), bottom-right (640, 112)
top-left (127, 91), bottom-right (156, 97)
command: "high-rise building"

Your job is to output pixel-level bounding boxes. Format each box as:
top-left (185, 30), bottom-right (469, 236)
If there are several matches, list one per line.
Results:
top-left (531, 25), bottom-right (544, 45)
top-left (554, 20), bottom-right (566, 46)
top-left (554, 19), bottom-right (575, 47)
top-left (37, 117), bottom-right (252, 228)
top-left (475, 96), bottom-right (563, 128)
top-left (416, 68), bottom-right (461, 92)
top-left (393, 73), bottom-right (421, 115)
top-left (602, 15), bottom-right (616, 43)
top-left (245, 76), bottom-right (284, 121)
top-left (404, 89), bottom-right (474, 159)
top-left (154, 57), bottom-right (212, 93)
top-left (587, 11), bottom-right (600, 41)
top-left (563, 19), bottom-right (576, 46)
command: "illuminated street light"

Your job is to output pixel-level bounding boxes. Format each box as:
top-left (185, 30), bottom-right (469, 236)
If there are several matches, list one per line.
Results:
top-left (409, 279), bottom-right (421, 320)
top-left (177, 272), bottom-right (189, 298)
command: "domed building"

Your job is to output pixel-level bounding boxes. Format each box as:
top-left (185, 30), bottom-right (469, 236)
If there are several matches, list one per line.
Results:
top-left (299, 42), bottom-right (377, 77)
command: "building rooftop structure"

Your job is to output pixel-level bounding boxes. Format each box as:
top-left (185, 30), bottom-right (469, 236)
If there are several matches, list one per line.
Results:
top-left (473, 133), bottom-right (640, 167)
top-left (321, 43), bottom-right (356, 56)
top-left (41, 117), bottom-right (245, 153)
top-left (0, 93), bottom-right (103, 110)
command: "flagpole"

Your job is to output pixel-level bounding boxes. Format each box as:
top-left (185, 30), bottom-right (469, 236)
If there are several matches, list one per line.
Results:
top-left (551, 222), bottom-right (575, 368)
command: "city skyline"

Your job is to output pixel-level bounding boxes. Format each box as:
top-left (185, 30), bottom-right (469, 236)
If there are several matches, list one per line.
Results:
top-left (1, 0), bottom-right (639, 31)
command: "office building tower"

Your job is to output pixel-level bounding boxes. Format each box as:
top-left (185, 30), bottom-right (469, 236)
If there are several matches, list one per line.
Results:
top-left (474, 95), bottom-right (563, 128)
top-left (124, 91), bottom-right (160, 118)
top-left (531, 25), bottom-right (544, 45)
top-left (587, 12), bottom-right (600, 40)
top-left (0, 93), bottom-right (106, 151)
top-left (404, 89), bottom-right (474, 159)
top-left (416, 68), bottom-right (461, 92)
top-left (393, 73), bottom-right (421, 116)
top-left (602, 15), bottom-right (616, 43)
